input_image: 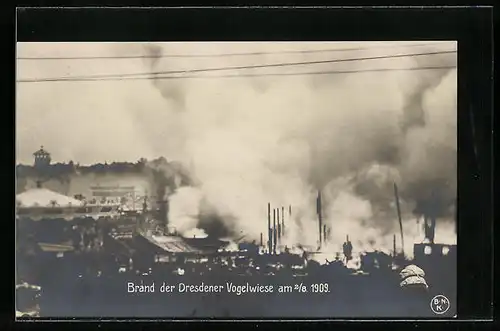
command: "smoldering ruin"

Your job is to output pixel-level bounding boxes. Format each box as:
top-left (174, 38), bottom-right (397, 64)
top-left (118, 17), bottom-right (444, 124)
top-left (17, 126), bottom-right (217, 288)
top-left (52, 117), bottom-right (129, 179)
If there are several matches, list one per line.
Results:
top-left (17, 41), bottom-right (457, 256)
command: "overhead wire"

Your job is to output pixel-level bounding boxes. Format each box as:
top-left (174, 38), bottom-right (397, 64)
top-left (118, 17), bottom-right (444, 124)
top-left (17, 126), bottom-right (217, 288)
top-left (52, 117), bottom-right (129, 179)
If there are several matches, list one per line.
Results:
top-left (17, 66), bottom-right (456, 83)
top-left (17, 50), bottom-right (457, 83)
top-left (16, 42), bottom-right (454, 60)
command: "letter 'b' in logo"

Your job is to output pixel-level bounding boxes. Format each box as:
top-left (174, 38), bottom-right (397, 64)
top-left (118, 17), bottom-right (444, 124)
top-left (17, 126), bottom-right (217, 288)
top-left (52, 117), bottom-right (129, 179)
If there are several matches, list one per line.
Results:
top-left (430, 295), bottom-right (450, 314)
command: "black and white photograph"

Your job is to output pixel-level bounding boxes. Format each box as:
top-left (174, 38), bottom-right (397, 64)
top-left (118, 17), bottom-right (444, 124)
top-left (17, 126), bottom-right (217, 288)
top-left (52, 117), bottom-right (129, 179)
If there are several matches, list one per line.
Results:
top-left (16, 41), bottom-right (457, 318)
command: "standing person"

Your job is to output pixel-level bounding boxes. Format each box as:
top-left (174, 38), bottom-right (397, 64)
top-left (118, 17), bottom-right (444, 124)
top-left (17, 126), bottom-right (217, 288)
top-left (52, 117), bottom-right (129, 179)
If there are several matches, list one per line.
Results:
top-left (343, 238), bottom-right (353, 264)
top-left (82, 228), bottom-right (90, 251)
top-left (71, 225), bottom-right (80, 251)
top-left (88, 225), bottom-right (96, 250)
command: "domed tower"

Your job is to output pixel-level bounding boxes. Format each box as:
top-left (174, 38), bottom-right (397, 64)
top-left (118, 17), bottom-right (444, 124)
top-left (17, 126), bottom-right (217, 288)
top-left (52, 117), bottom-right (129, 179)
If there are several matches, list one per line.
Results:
top-left (33, 146), bottom-right (51, 168)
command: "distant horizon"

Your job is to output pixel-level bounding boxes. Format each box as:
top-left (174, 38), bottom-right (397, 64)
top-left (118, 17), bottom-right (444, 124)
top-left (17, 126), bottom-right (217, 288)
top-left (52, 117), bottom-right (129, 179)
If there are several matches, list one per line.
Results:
top-left (16, 147), bottom-right (175, 167)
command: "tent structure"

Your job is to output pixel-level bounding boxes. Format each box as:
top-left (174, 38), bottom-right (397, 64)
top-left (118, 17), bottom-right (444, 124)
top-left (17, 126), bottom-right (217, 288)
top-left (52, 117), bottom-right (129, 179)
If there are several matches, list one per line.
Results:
top-left (16, 188), bottom-right (83, 208)
top-left (16, 188), bottom-right (120, 221)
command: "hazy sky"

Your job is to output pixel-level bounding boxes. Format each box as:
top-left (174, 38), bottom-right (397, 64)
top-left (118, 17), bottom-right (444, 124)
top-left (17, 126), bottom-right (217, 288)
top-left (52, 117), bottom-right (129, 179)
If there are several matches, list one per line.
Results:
top-left (16, 41), bottom-right (457, 252)
top-left (16, 41), bottom-right (456, 165)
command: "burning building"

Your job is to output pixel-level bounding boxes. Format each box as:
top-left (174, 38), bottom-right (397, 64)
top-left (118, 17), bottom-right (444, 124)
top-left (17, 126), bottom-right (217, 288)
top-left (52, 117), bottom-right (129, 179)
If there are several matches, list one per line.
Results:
top-left (16, 147), bottom-right (193, 214)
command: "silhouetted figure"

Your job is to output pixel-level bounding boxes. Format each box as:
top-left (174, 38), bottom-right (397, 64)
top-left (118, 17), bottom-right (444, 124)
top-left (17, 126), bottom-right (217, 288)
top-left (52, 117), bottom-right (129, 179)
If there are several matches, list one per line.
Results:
top-left (343, 238), bottom-right (353, 263)
top-left (423, 215), bottom-right (436, 243)
top-left (82, 230), bottom-right (90, 249)
top-left (71, 226), bottom-right (81, 251)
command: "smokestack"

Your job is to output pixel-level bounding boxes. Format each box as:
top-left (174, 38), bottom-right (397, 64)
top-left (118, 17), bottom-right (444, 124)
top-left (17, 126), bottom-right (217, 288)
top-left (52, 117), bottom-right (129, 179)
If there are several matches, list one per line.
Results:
top-left (281, 206), bottom-right (285, 237)
top-left (277, 211), bottom-right (281, 244)
top-left (393, 234), bottom-right (397, 257)
top-left (423, 191), bottom-right (437, 243)
top-left (267, 203), bottom-right (272, 254)
top-left (317, 190), bottom-right (323, 248)
top-left (273, 209), bottom-right (277, 255)
top-left (393, 183), bottom-right (404, 256)
top-left (277, 216), bottom-right (281, 244)
top-left (260, 233), bottom-right (263, 247)
top-left (286, 205), bottom-right (291, 236)
top-left (428, 191), bottom-right (437, 244)
top-left (323, 225), bottom-right (327, 243)
top-left (425, 215), bottom-right (436, 243)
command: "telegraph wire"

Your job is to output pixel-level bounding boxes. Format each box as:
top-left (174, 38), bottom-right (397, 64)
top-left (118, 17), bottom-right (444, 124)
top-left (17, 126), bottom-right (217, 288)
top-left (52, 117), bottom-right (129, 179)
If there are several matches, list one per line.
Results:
top-left (17, 50), bottom-right (457, 83)
top-left (17, 65), bottom-right (456, 83)
top-left (17, 43), bottom-right (453, 60)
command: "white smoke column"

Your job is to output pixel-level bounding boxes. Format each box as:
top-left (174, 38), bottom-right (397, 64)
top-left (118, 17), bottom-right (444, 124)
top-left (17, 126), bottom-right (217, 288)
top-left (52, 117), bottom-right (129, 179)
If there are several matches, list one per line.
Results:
top-left (17, 42), bottom-right (457, 249)
top-left (322, 162), bottom-right (457, 258)
top-left (325, 190), bottom-right (375, 252)
top-left (154, 42), bottom-right (456, 248)
top-left (183, 102), bottom-right (316, 243)
top-left (168, 186), bottom-right (203, 235)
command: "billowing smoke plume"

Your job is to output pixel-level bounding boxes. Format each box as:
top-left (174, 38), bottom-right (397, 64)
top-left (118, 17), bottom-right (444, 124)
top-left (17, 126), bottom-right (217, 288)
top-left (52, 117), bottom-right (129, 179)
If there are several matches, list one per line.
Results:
top-left (143, 44), bottom-right (187, 110)
top-left (17, 42), bottom-right (457, 255)
top-left (399, 48), bottom-right (454, 133)
top-left (142, 157), bottom-right (195, 223)
top-left (168, 186), bottom-right (203, 235)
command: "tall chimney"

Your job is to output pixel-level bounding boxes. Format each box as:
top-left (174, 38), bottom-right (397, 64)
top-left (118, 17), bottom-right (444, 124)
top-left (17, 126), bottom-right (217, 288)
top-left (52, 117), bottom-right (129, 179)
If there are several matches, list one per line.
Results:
top-left (393, 234), bottom-right (397, 257)
top-left (423, 195), bottom-right (437, 244)
top-left (267, 203), bottom-right (272, 254)
top-left (260, 233), bottom-right (263, 247)
top-left (323, 225), bottom-right (327, 243)
top-left (393, 183), bottom-right (404, 255)
top-left (427, 215), bottom-right (436, 243)
top-left (428, 191), bottom-right (437, 244)
top-left (317, 190), bottom-right (323, 247)
top-left (277, 208), bottom-right (281, 244)
top-left (273, 209), bottom-right (277, 254)
top-left (281, 206), bottom-right (285, 237)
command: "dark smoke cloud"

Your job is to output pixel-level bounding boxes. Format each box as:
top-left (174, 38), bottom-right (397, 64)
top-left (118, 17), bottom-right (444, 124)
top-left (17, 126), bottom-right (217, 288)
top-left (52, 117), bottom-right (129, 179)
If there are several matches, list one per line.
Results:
top-left (143, 44), bottom-right (187, 110)
top-left (16, 42), bottom-right (457, 255)
top-left (139, 42), bottom-right (457, 253)
top-left (400, 68), bottom-right (453, 133)
top-left (198, 198), bottom-right (235, 238)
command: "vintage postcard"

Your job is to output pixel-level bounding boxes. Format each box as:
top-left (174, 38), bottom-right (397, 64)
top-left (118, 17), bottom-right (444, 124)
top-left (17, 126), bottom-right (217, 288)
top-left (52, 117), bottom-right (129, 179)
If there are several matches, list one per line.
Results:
top-left (16, 41), bottom-right (457, 318)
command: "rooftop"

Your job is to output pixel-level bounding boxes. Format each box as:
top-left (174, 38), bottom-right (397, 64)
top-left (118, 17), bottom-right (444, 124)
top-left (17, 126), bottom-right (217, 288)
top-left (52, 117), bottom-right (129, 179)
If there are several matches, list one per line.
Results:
top-left (16, 188), bottom-right (83, 208)
top-left (33, 146), bottom-right (50, 157)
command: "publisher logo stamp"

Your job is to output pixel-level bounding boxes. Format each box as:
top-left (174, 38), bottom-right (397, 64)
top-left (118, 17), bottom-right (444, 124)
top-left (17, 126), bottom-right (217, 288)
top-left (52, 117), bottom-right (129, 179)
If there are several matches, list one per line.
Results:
top-left (430, 295), bottom-right (450, 314)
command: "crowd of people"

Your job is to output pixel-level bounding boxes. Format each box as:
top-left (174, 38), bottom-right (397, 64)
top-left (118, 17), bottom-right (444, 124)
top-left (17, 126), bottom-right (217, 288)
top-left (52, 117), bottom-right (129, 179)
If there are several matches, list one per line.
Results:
top-left (15, 213), bottom-right (455, 318)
